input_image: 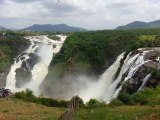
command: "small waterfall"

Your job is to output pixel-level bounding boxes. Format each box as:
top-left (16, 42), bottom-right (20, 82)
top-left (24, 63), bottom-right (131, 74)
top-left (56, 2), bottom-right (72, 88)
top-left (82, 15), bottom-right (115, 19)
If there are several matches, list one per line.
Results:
top-left (138, 74), bottom-right (151, 91)
top-left (5, 35), bottom-right (67, 95)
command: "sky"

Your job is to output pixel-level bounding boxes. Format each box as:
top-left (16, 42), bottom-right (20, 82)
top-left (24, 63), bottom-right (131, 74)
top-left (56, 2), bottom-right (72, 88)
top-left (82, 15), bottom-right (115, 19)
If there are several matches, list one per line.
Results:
top-left (0, 0), bottom-right (160, 30)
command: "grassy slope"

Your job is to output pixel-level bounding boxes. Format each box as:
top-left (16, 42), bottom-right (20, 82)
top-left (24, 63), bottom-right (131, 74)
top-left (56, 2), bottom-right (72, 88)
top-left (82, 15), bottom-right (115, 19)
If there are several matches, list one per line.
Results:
top-left (1, 98), bottom-right (160, 120)
top-left (0, 99), bottom-right (65, 120)
top-left (73, 106), bottom-right (160, 120)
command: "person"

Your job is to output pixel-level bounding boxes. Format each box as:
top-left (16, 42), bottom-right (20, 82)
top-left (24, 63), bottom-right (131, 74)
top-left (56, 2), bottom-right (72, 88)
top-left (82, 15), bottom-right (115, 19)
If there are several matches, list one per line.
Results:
top-left (0, 88), bottom-right (11, 97)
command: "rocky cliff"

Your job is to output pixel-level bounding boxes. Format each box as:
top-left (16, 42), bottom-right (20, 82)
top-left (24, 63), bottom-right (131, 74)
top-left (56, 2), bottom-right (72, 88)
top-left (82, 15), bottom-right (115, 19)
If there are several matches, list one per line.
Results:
top-left (121, 48), bottom-right (160, 94)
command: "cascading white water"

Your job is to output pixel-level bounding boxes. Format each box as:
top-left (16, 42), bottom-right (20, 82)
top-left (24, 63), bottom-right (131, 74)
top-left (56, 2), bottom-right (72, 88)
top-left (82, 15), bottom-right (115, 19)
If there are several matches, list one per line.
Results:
top-left (73, 48), bottom-right (154, 104)
top-left (77, 50), bottom-right (151, 103)
top-left (110, 50), bottom-right (152, 101)
top-left (5, 39), bottom-right (39, 90)
top-left (5, 35), bottom-right (67, 95)
top-left (5, 36), bottom-right (156, 103)
top-left (103, 53), bottom-right (131, 103)
top-left (138, 74), bottom-right (151, 91)
top-left (78, 52), bottom-right (125, 102)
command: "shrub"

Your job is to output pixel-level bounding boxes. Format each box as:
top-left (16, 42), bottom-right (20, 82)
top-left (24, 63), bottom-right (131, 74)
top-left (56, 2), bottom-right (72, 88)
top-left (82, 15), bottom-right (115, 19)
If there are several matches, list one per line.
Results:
top-left (131, 92), bottom-right (148, 105)
top-left (147, 97), bottom-right (160, 105)
top-left (12, 89), bottom-right (35, 101)
top-left (74, 95), bottom-right (85, 107)
top-left (48, 35), bottom-right (60, 41)
top-left (35, 97), bottom-right (68, 107)
top-left (86, 99), bottom-right (106, 108)
top-left (118, 92), bottom-right (134, 105)
top-left (117, 86), bottom-right (160, 105)
top-left (109, 98), bottom-right (123, 107)
top-left (12, 89), bottom-right (68, 108)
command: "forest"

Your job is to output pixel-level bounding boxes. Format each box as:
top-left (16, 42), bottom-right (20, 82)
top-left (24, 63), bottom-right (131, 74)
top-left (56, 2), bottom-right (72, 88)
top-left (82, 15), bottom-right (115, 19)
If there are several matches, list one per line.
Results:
top-left (50, 28), bottom-right (160, 75)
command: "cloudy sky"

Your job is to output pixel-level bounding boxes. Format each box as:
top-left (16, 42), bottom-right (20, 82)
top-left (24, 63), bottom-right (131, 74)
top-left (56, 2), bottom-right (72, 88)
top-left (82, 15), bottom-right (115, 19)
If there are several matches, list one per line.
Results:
top-left (0, 0), bottom-right (160, 30)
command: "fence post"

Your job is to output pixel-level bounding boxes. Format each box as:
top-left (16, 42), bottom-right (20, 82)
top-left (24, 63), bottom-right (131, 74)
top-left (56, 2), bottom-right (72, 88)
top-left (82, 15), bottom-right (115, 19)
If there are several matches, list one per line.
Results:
top-left (58, 96), bottom-right (80, 120)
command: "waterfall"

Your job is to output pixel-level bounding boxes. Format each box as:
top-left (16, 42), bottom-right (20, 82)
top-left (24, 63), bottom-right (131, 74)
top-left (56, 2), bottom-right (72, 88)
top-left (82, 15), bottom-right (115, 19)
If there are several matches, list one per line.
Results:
top-left (103, 53), bottom-right (131, 103)
top-left (138, 74), bottom-right (151, 91)
top-left (96, 52), bottom-right (125, 99)
top-left (78, 52), bottom-right (125, 102)
top-left (111, 50), bottom-right (152, 100)
top-left (5, 39), bottom-right (39, 90)
top-left (5, 36), bottom-right (155, 103)
top-left (5, 35), bottom-right (67, 95)
top-left (78, 50), bottom-right (152, 103)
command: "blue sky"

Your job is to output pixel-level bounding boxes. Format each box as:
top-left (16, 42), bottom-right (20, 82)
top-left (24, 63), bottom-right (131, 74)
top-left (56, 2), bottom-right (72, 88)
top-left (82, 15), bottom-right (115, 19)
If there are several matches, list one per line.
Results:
top-left (0, 0), bottom-right (160, 29)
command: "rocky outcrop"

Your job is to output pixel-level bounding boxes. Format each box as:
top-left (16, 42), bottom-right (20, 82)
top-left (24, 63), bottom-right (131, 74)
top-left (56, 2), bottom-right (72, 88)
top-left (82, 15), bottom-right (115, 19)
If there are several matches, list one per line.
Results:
top-left (0, 71), bottom-right (8, 88)
top-left (121, 48), bottom-right (160, 94)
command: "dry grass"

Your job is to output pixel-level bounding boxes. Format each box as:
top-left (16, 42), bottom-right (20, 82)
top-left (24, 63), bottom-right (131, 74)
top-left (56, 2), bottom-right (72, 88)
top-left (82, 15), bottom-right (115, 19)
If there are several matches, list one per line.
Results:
top-left (0, 98), bottom-right (66, 120)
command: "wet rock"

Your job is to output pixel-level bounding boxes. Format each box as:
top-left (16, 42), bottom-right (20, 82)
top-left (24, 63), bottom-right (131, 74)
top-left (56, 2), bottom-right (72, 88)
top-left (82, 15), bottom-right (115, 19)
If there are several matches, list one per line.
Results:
top-left (32, 44), bottom-right (36, 49)
top-left (121, 48), bottom-right (160, 94)
top-left (27, 53), bottom-right (39, 69)
top-left (144, 50), bottom-right (160, 61)
top-left (20, 57), bottom-right (25, 61)
top-left (0, 71), bottom-right (8, 88)
top-left (122, 78), bottom-right (142, 94)
top-left (53, 44), bottom-right (57, 48)
top-left (21, 53), bottom-right (39, 71)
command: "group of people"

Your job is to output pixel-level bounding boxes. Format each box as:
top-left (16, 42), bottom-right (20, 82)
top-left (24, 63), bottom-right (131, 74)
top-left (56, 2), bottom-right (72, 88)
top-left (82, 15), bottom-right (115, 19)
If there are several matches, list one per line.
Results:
top-left (0, 88), bottom-right (11, 98)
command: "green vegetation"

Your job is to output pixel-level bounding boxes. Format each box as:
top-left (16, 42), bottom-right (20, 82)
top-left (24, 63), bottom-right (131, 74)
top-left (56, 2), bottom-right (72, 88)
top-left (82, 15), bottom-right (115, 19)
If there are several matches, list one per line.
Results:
top-left (12, 89), bottom-right (68, 108)
top-left (73, 106), bottom-right (160, 120)
top-left (6, 88), bottom-right (160, 120)
top-left (1, 28), bottom-right (160, 119)
top-left (117, 86), bottom-right (160, 105)
top-left (51, 28), bottom-right (160, 75)
top-left (86, 99), bottom-right (106, 108)
top-left (108, 98), bottom-right (123, 107)
top-left (48, 35), bottom-right (61, 41)
top-left (73, 86), bottom-right (160, 120)
top-left (0, 31), bottom-right (30, 71)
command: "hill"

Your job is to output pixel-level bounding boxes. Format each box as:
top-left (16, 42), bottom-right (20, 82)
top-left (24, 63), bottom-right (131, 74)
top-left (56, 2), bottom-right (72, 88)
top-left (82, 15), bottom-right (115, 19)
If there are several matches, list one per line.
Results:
top-left (22, 24), bottom-right (87, 32)
top-left (0, 26), bottom-right (6, 31)
top-left (116, 20), bottom-right (160, 30)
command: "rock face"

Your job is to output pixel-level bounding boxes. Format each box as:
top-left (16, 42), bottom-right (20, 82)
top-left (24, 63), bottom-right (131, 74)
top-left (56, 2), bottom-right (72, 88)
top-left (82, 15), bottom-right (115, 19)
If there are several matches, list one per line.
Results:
top-left (121, 48), bottom-right (160, 94)
top-left (0, 71), bottom-right (8, 88)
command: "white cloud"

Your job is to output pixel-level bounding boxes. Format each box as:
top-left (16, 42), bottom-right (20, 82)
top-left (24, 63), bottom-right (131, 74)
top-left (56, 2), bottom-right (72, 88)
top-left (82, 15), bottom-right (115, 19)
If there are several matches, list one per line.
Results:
top-left (0, 0), bottom-right (160, 29)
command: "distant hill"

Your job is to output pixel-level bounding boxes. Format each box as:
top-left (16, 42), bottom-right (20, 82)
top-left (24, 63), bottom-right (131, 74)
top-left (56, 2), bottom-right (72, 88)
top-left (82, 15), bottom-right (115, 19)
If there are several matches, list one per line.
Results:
top-left (22, 24), bottom-right (87, 32)
top-left (0, 26), bottom-right (7, 30)
top-left (116, 20), bottom-right (160, 30)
